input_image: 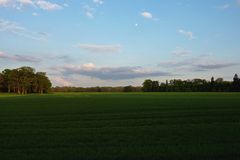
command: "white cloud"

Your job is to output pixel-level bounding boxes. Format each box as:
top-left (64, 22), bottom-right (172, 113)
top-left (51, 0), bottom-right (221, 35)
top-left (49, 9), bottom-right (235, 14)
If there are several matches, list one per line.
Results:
top-left (83, 5), bottom-right (95, 18)
top-left (86, 12), bottom-right (94, 18)
top-left (0, 0), bottom-right (63, 11)
top-left (178, 29), bottom-right (195, 40)
top-left (141, 11), bottom-right (158, 21)
top-left (18, 0), bottom-right (34, 5)
top-left (82, 1), bottom-right (104, 19)
top-left (82, 63), bottom-right (96, 70)
top-left (77, 44), bottom-right (121, 53)
top-left (0, 19), bottom-right (25, 33)
top-left (141, 11), bottom-right (153, 19)
top-left (36, 0), bottom-right (62, 11)
top-left (93, 0), bottom-right (104, 5)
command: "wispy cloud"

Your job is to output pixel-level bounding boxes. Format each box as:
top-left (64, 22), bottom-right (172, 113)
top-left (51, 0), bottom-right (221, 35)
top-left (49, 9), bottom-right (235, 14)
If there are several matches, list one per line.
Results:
top-left (83, 5), bottom-right (95, 18)
top-left (159, 55), bottom-right (238, 72)
top-left (0, 51), bottom-right (41, 62)
top-left (0, 0), bottom-right (63, 11)
top-left (93, 0), bottom-right (104, 5)
top-left (0, 19), bottom-right (25, 33)
top-left (217, 1), bottom-right (240, 10)
top-left (217, 4), bottom-right (230, 10)
top-left (55, 55), bottom-right (72, 62)
top-left (82, 0), bottom-right (105, 19)
top-left (0, 19), bottom-right (48, 40)
top-left (178, 29), bottom-right (195, 40)
top-left (36, 0), bottom-right (62, 11)
top-left (18, 0), bottom-right (35, 7)
top-left (52, 63), bottom-right (172, 80)
top-left (193, 63), bottom-right (237, 71)
top-left (76, 44), bottom-right (121, 53)
top-left (172, 47), bottom-right (191, 57)
top-left (32, 12), bottom-right (39, 16)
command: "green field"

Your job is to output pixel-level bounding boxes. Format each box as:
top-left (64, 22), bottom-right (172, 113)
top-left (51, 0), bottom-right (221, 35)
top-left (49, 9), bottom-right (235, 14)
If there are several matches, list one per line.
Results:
top-left (0, 93), bottom-right (240, 160)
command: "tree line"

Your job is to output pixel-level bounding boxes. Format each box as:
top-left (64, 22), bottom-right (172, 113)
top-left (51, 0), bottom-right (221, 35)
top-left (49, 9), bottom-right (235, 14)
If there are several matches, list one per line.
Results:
top-left (1, 66), bottom-right (239, 93)
top-left (142, 74), bottom-right (240, 92)
top-left (0, 66), bottom-right (52, 94)
top-left (52, 74), bottom-right (240, 93)
top-left (51, 86), bottom-right (142, 92)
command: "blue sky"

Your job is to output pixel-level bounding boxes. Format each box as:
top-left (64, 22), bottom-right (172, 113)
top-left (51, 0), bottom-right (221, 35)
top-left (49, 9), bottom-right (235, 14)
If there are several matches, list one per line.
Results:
top-left (0, 0), bottom-right (240, 86)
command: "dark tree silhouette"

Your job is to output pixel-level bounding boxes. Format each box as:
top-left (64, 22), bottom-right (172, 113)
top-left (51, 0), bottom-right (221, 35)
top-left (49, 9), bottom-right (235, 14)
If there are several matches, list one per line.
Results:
top-left (232, 74), bottom-right (240, 92)
top-left (142, 79), bottom-right (153, 92)
top-left (211, 77), bottom-right (214, 85)
top-left (144, 74), bottom-right (239, 92)
top-left (0, 73), bottom-right (4, 91)
top-left (0, 66), bottom-right (51, 94)
top-left (152, 81), bottom-right (159, 92)
top-left (233, 74), bottom-right (239, 82)
top-left (123, 86), bottom-right (133, 92)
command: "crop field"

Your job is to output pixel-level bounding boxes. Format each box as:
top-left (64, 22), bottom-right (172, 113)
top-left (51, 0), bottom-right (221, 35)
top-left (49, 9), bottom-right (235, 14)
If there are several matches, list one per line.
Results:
top-left (0, 93), bottom-right (240, 160)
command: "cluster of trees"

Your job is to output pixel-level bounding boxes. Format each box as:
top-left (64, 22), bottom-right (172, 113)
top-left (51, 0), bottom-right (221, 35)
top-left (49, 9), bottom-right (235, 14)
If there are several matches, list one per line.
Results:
top-left (142, 74), bottom-right (240, 92)
top-left (51, 86), bottom-right (142, 92)
top-left (0, 66), bottom-right (52, 94)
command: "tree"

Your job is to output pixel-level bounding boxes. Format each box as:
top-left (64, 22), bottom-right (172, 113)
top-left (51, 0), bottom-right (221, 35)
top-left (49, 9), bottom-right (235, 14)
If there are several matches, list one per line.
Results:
top-left (211, 77), bottom-right (214, 85)
top-left (215, 78), bottom-right (224, 83)
top-left (9, 69), bottom-right (20, 94)
top-left (152, 81), bottom-right (159, 92)
top-left (19, 67), bottom-right (35, 94)
top-left (233, 74), bottom-right (239, 82)
top-left (35, 72), bottom-right (52, 94)
top-left (232, 74), bottom-right (240, 92)
top-left (0, 73), bottom-right (4, 92)
top-left (123, 86), bottom-right (133, 92)
top-left (142, 79), bottom-right (153, 92)
top-left (142, 76), bottom-right (237, 92)
top-left (2, 69), bottom-right (12, 93)
top-left (0, 66), bottom-right (51, 94)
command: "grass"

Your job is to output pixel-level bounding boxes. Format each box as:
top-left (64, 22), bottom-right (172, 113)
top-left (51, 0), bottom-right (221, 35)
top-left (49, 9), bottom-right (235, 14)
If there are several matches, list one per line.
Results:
top-left (0, 92), bottom-right (240, 160)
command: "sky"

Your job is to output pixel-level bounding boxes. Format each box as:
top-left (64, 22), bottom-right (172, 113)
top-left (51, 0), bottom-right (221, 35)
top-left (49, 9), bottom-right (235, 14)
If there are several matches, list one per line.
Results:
top-left (0, 0), bottom-right (240, 87)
